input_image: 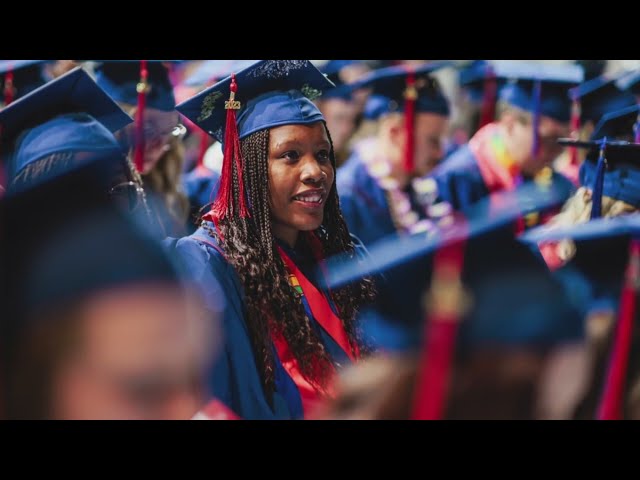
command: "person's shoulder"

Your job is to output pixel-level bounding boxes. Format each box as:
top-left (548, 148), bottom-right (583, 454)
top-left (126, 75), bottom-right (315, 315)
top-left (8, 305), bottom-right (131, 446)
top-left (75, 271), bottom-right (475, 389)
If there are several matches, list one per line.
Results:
top-left (337, 149), bottom-right (370, 190)
top-left (433, 144), bottom-right (478, 177)
top-left (167, 224), bottom-right (229, 274)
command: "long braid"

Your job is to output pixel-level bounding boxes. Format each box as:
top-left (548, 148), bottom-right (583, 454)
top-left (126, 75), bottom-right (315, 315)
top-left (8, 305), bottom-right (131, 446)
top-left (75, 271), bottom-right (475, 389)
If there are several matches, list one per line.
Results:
top-left (206, 124), bottom-right (376, 395)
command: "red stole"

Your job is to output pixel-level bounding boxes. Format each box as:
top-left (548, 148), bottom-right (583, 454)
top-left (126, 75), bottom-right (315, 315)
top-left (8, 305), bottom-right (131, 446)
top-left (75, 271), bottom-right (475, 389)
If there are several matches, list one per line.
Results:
top-left (273, 240), bottom-right (358, 417)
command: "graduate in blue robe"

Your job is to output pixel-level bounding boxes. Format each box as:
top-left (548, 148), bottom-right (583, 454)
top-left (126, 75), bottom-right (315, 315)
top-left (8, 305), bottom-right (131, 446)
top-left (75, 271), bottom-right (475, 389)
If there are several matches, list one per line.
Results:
top-left (431, 61), bottom-right (583, 228)
top-left (522, 104), bottom-right (640, 318)
top-left (95, 61), bottom-right (190, 237)
top-left (336, 62), bottom-right (454, 348)
top-left (165, 60), bottom-right (376, 419)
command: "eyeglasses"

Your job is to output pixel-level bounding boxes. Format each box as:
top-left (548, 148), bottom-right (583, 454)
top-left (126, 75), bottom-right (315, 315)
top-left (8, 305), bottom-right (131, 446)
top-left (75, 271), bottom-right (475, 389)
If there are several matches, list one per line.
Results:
top-left (108, 181), bottom-right (145, 212)
top-left (143, 123), bottom-right (187, 143)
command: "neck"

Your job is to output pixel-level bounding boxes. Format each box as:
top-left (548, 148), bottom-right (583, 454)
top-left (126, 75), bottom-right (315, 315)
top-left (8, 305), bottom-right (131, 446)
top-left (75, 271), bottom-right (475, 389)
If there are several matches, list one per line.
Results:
top-left (272, 223), bottom-right (299, 249)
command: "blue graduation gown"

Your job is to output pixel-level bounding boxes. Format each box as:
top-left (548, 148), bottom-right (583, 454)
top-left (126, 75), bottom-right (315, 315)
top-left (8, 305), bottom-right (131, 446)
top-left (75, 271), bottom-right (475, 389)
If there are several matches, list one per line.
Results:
top-left (431, 144), bottom-right (575, 214)
top-left (167, 223), bottom-right (351, 420)
top-left (180, 167), bottom-right (220, 233)
top-left (337, 151), bottom-right (433, 350)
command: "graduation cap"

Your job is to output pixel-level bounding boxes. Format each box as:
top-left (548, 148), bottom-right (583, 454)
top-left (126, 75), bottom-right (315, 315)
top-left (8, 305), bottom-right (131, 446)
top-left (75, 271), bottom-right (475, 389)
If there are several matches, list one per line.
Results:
top-left (569, 75), bottom-right (637, 127)
top-left (94, 61), bottom-right (180, 172)
top-left (0, 67), bottom-right (132, 193)
top-left (458, 60), bottom-right (514, 129)
top-left (615, 69), bottom-right (640, 97)
top-left (0, 60), bottom-right (48, 106)
top-left (561, 74), bottom-right (636, 178)
top-left (519, 211), bottom-right (640, 420)
top-left (182, 60), bottom-right (260, 169)
top-left (320, 176), bottom-right (580, 418)
top-left (184, 60), bottom-right (261, 87)
top-left (0, 160), bottom-right (183, 421)
top-left (176, 59), bottom-right (335, 221)
top-left (318, 60), bottom-right (369, 102)
top-left (555, 105), bottom-right (640, 219)
top-left (350, 61), bottom-right (452, 174)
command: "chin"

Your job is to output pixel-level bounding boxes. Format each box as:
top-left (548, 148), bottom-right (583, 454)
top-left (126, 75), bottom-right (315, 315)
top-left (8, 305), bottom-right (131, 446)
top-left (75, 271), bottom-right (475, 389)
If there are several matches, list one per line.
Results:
top-left (294, 216), bottom-right (324, 232)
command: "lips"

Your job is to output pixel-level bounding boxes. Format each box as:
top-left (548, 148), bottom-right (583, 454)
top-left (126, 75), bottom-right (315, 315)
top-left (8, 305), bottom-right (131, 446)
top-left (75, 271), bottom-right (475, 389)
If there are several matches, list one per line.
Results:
top-left (292, 189), bottom-right (326, 205)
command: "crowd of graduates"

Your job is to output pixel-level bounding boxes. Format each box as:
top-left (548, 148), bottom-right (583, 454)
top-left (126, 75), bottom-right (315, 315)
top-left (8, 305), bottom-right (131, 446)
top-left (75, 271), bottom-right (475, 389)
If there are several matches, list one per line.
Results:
top-left (2, 59), bottom-right (640, 420)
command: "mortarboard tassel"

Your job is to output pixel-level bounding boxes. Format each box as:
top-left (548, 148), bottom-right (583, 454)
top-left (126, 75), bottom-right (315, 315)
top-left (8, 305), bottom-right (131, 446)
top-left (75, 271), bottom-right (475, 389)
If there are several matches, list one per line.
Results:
top-left (411, 231), bottom-right (468, 420)
top-left (531, 79), bottom-right (543, 157)
top-left (133, 60), bottom-right (148, 173)
top-left (210, 73), bottom-right (249, 220)
top-left (403, 69), bottom-right (417, 174)
top-left (478, 68), bottom-right (497, 129)
top-left (3, 69), bottom-right (14, 106)
top-left (596, 238), bottom-right (640, 420)
top-left (590, 137), bottom-right (608, 220)
top-left (569, 95), bottom-right (582, 168)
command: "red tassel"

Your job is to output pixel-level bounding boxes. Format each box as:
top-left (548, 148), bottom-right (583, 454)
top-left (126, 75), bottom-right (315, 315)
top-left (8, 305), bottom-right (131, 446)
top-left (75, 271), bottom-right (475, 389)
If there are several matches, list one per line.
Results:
top-left (411, 224), bottom-right (468, 420)
top-left (3, 69), bottom-right (14, 106)
top-left (478, 70), bottom-right (497, 129)
top-left (210, 73), bottom-right (249, 220)
top-left (569, 97), bottom-right (581, 167)
top-left (403, 69), bottom-right (417, 174)
top-left (597, 239), bottom-right (640, 420)
top-left (134, 60), bottom-right (148, 173)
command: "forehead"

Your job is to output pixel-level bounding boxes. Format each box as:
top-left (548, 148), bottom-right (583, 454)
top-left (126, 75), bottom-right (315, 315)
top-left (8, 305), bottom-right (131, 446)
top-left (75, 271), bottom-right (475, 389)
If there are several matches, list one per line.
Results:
top-left (268, 122), bottom-right (329, 144)
top-left (78, 283), bottom-right (213, 371)
top-left (414, 111), bottom-right (449, 132)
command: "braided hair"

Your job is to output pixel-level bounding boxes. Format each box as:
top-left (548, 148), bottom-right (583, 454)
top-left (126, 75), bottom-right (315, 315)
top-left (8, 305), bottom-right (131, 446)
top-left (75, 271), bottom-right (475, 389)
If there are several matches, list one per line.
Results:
top-left (204, 122), bottom-right (376, 397)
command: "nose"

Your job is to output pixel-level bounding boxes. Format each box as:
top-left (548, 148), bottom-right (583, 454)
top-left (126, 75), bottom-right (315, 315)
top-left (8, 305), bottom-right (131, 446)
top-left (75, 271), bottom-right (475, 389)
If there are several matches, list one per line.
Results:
top-left (300, 156), bottom-right (326, 186)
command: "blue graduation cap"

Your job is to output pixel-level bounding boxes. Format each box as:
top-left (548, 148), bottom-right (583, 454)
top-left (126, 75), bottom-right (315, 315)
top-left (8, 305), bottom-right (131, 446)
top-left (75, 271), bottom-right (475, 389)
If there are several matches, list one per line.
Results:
top-left (94, 61), bottom-right (176, 111)
top-left (320, 60), bottom-right (362, 80)
top-left (0, 158), bottom-right (180, 339)
top-left (94, 60), bottom-right (180, 172)
top-left (355, 61), bottom-right (452, 120)
top-left (323, 175), bottom-right (581, 359)
top-left (350, 61), bottom-right (452, 173)
top-left (176, 59), bottom-right (334, 142)
top-left (568, 75), bottom-right (637, 126)
top-left (492, 61), bottom-right (584, 121)
top-left (184, 60), bottom-right (261, 87)
top-left (458, 60), bottom-right (515, 130)
top-left (615, 69), bottom-right (640, 97)
top-left (554, 105), bottom-right (640, 219)
top-left (176, 60), bottom-right (335, 221)
top-left (518, 204), bottom-right (640, 421)
top-left (318, 60), bottom-right (366, 101)
top-left (0, 67), bottom-right (133, 192)
top-left (0, 60), bottom-right (48, 106)
top-left (485, 61), bottom-right (584, 157)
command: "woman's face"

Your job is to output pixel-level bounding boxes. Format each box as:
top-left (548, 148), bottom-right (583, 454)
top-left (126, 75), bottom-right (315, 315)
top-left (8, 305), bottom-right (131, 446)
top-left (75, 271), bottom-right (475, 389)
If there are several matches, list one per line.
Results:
top-left (268, 122), bottom-right (334, 246)
top-left (124, 108), bottom-right (181, 175)
top-left (51, 283), bottom-right (215, 420)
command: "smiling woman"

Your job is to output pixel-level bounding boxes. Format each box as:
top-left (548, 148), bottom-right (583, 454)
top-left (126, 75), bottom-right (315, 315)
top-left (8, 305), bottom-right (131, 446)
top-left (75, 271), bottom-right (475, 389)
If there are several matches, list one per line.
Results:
top-left (167, 60), bottom-right (376, 419)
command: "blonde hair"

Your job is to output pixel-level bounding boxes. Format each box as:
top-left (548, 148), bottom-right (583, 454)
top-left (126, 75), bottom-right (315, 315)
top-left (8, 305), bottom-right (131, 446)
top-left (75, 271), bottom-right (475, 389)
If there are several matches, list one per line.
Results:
top-left (143, 135), bottom-right (189, 229)
top-left (119, 103), bottom-right (189, 233)
top-left (496, 101), bottom-right (532, 125)
top-left (547, 187), bottom-right (638, 263)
